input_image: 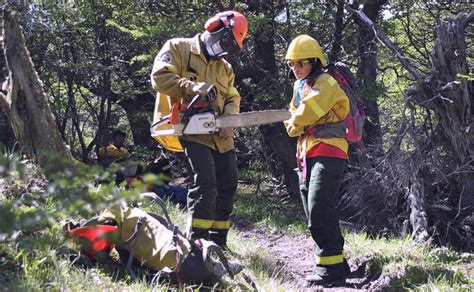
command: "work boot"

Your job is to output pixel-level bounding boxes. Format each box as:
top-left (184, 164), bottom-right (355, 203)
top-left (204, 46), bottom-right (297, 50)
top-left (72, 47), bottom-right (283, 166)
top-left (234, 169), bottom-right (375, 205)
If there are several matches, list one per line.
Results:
top-left (305, 261), bottom-right (349, 285)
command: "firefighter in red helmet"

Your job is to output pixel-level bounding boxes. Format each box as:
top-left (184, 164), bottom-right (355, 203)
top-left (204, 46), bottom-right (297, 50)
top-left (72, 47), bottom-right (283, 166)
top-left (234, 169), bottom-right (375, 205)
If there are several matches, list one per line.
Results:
top-left (151, 11), bottom-right (248, 249)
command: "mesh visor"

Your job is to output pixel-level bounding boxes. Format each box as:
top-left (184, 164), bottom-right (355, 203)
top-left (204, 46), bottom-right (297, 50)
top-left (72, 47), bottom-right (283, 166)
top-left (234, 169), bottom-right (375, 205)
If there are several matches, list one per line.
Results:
top-left (219, 29), bottom-right (240, 55)
top-left (206, 26), bottom-right (241, 58)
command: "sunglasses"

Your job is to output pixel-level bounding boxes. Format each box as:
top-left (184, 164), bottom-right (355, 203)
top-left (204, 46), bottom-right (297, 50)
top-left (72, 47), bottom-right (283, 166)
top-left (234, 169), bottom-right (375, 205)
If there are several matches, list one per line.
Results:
top-left (287, 60), bottom-right (310, 69)
top-left (286, 60), bottom-right (309, 68)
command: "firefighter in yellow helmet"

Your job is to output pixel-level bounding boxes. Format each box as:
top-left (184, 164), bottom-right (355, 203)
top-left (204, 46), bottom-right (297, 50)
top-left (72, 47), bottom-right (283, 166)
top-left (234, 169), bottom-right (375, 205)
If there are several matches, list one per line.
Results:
top-left (284, 35), bottom-right (351, 285)
top-left (150, 11), bottom-right (248, 248)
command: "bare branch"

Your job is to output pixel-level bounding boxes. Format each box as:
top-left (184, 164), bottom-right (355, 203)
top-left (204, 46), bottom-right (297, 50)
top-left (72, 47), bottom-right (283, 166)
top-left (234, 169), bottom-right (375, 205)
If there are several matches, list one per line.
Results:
top-left (345, 4), bottom-right (423, 81)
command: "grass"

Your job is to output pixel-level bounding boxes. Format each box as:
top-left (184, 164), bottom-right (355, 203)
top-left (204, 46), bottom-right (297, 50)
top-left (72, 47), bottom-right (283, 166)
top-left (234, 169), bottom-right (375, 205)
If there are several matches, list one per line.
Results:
top-left (233, 183), bottom-right (307, 234)
top-left (0, 158), bottom-right (472, 290)
top-left (344, 233), bottom-right (473, 290)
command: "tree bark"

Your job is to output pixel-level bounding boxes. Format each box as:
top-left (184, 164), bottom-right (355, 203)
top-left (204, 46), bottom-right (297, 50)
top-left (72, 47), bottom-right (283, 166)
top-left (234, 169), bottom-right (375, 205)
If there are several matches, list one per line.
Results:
top-left (329, 1), bottom-right (344, 62)
top-left (259, 123), bottom-right (299, 196)
top-left (0, 7), bottom-right (73, 167)
top-left (352, 1), bottom-right (386, 149)
top-left (119, 93), bottom-right (156, 147)
top-left (426, 11), bottom-right (473, 167)
top-left (408, 157), bottom-right (430, 242)
top-left (350, 7), bottom-right (474, 244)
top-left (0, 108), bottom-right (15, 149)
top-left (419, 11), bottom-right (474, 219)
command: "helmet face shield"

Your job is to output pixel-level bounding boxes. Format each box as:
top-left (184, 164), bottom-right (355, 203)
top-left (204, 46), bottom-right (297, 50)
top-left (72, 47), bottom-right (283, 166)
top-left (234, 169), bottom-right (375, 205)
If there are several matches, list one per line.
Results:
top-left (219, 28), bottom-right (240, 55)
top-left (205, 25), bottom-right (241, 58)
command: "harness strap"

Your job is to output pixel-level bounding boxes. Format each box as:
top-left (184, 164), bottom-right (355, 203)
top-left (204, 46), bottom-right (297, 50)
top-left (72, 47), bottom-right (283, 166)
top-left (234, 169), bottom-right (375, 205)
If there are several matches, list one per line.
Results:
top-left (124, 216), bottom-right (146, 280)
top-left (308, 121), bottom-right (346, 139)
top-left (297, 137), bottom-right (308, 182)
top-left (173, 231), bottom-right (186, 287)
top-left (147, 194), bottom-right (173, 229)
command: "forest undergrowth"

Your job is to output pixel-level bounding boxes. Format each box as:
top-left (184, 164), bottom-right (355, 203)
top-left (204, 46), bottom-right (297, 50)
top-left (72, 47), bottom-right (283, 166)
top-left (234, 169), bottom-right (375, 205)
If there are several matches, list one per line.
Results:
top-left (0, 154), bottom-right (472, 291)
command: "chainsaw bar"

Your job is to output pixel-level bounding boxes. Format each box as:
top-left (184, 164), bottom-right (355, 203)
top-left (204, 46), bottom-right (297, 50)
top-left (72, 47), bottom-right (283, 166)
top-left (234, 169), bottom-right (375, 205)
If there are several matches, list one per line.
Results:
top-left (216, 110), bottom-right (290, 128)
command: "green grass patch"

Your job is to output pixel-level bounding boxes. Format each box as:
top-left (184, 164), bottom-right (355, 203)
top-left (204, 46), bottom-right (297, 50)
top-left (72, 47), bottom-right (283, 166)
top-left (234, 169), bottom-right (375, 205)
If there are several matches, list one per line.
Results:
top-left (233, 183), bottom-right (307, 233)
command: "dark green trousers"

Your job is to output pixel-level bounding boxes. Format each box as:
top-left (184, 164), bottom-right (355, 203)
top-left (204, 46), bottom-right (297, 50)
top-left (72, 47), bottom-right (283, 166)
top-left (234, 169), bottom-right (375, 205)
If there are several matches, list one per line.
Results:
top-left (180, 140), bottom-right (238, 247)
top-left (299, 156), bottom-right (346, 269)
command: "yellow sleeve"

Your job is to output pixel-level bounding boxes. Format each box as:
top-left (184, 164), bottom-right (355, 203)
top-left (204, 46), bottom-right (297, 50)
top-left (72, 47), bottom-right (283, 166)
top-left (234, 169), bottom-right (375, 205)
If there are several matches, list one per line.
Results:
top-left (222, 68), bottom-right (241, 115)
top-left (120, 148), bottom-right (129, 157)
top-left (284, 89), bottom-right (305, 137)
top-left (150, 40), bottom-right (197, 103)
top-left (285, 75), bottom-right (344, 137)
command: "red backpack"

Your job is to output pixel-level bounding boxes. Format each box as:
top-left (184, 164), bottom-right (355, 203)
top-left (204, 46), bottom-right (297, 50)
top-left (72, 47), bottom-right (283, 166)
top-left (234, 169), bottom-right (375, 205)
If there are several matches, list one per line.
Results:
top-left (325, 62), bottom-right (366, 146)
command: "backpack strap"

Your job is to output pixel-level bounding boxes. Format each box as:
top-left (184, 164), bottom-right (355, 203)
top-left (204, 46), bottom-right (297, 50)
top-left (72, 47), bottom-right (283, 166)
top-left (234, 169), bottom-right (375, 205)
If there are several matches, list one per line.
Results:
top-left (139, 192), bottom-right (177, 232)
top-left (123, 215), bottom-right (146, 280)
top-left (151, 193), bottom-right (174, 229)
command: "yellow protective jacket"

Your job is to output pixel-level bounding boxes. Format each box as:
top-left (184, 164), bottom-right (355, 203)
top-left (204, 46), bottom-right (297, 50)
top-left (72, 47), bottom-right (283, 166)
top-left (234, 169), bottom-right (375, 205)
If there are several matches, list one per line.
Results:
top-left (98, 206), bottom-right (191, 272)
top-left (284, 73), bottom-right (350, 158)
top-left (150, 34), bottom-right (241, 153)
top-left (98, 144), bottom-right (129, 161)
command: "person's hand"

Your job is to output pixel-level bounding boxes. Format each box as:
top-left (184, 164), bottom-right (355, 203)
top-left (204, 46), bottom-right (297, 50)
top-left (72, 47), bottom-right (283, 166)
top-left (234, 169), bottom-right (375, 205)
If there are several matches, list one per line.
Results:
top-left (218, 127), bottom-right (234, 138)
top-left (192, 82), bottom-right (217, 102)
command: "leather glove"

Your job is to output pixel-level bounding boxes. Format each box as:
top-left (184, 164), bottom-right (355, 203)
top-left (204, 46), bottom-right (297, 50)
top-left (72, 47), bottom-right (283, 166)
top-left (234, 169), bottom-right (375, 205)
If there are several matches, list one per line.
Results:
top-left (192, 82), bottom-right (217, 103)
top-left (218, 127), bottom-right (234, 139)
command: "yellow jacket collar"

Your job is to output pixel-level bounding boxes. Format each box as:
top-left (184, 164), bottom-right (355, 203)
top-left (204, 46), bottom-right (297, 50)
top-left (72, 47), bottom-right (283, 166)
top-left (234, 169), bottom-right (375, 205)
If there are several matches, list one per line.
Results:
top-left (190, 34), bottom-right (206, 60)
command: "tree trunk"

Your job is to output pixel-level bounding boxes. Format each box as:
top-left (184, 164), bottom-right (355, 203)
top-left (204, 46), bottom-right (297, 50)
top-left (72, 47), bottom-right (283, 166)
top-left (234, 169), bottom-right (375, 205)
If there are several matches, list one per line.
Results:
top-left (119, 94), bottom-right (155, 148)
top-left (0, 108), bottom-right (15, 149)
top-left (408, 157), bottom-right (430, 242)
top-left (350, 7), bottom-right (473, 246)
top-left (425, 11), bottom-right (473, 167)
top-left (329, 1), bottom-right (344, 62)
top-left (259, 123), bottom-right (299, 196)
top-left (0, 8), bottom-right (72, 167)
top-left (414, 11), bottom-right (474, 219)
top-left (353, 1), bottom-right (386, 149)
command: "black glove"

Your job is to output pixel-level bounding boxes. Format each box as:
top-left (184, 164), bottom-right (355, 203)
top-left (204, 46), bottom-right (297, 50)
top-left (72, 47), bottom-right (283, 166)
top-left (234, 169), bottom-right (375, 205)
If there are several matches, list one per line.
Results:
top-left (192, 82), bottom-right (217, 103)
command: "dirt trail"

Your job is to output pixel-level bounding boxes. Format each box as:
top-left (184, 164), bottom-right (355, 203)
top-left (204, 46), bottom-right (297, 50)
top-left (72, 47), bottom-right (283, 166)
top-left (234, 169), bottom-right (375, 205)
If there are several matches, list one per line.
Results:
top-left (233, 218), bottom-right (381, 291)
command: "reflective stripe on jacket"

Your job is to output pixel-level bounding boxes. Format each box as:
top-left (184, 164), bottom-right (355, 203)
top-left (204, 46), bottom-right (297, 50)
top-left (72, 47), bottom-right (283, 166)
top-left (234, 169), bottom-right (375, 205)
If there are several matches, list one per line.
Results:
top-left (150, 34), bottom-right (241, 153)
top-left (284, 73), bottom-right (350, 158)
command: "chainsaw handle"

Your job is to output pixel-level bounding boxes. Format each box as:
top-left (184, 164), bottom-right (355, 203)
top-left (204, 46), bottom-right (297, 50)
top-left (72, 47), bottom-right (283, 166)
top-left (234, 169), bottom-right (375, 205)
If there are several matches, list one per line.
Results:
top-left (180, 93), bottom-right (201, 124)
top-left (181, 84), bottom-right (216, 124)
top-left (150, 115), bottom-right (170, 129)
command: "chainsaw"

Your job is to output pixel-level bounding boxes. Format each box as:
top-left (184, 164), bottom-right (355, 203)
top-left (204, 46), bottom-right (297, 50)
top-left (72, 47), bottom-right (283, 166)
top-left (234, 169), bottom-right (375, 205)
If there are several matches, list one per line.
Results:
top-left (150, 85), bottom-right (290, 137)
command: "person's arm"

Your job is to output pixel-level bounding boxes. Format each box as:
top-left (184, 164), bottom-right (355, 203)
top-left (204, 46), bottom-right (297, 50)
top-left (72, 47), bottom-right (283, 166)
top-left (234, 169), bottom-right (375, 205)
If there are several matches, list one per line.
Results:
top-left (150, 40), bottom-right (198, 103)
top-left (120, 147), bottom-right (130, 157)
top-left (285, 76), bottom-right (342, 137)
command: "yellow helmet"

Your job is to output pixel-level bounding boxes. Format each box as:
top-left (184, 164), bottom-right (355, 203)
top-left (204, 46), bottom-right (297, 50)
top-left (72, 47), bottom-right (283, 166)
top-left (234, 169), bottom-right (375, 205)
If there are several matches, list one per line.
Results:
top-left (285, 34), bottom-right (327, 66)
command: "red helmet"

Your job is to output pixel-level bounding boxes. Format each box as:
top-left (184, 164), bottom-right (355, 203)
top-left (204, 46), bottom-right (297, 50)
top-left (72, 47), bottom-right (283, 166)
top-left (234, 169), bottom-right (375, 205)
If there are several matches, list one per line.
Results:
top-left (205, 11), bottom-right (248, 48)
top-left (67, 225), bottom-right (118, 260)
